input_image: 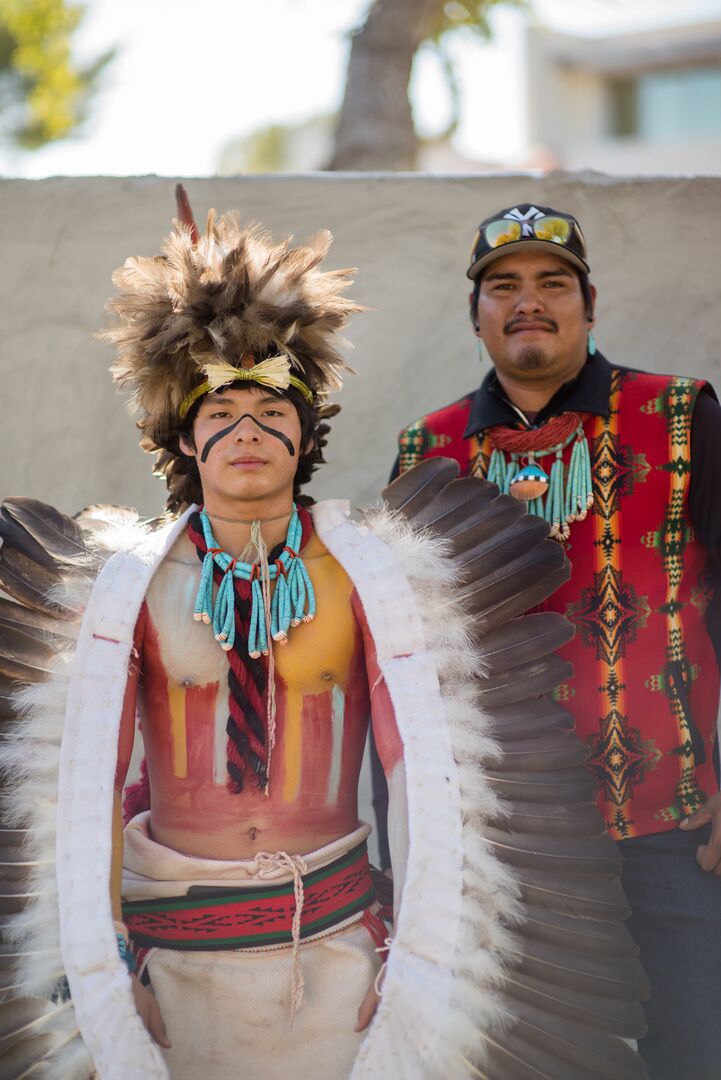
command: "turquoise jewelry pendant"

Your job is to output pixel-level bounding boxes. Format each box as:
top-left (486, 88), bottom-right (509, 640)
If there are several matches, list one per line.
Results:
top-left (509, 463), bottom-right (550, 502)
top-left (487, 416), bottom-right (594, 542)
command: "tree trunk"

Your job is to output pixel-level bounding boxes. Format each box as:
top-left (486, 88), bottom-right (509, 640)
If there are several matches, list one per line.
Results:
top-left (328, 0), bottom-right (443, 171)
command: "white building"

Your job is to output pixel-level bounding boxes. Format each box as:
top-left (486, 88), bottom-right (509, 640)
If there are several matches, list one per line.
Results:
top-left (524, 18), bottom-right (721, 174)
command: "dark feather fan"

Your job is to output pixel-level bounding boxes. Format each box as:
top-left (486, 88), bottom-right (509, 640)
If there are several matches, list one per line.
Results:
top-left (0, 500), bottom-right (98, 1078)
top-left (382, 457), bottom-right (649, 1079)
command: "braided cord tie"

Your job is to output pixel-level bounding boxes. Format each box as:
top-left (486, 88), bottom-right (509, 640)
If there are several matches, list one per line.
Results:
top-left (255, 851), bottom-right (309, 1024)
top-left (191, 506), bottom-right (316, 790)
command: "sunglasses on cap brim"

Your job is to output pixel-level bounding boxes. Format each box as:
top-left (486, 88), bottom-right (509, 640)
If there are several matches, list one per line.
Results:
top-left (479, 213), bottom-right (580, 251)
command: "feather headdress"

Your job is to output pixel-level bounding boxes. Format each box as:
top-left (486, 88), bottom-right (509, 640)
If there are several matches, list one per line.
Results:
top-left (101, 187), bottom-right (361, 509)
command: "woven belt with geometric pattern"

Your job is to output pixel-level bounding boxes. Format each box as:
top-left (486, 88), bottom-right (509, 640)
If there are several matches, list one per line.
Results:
top-left (122, 841), bottom-right (375, 951)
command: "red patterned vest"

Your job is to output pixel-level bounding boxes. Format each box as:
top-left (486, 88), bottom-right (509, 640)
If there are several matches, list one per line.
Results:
top-left (398, 369), bottom-right (719, 839)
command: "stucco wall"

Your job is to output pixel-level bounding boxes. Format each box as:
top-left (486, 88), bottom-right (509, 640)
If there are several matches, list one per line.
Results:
top-left (2, 171), bottom-right (719, 864)
top-left (2, 171), bottom-right (719, 516)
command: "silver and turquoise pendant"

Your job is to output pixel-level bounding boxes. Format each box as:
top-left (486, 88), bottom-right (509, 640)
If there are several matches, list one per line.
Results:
top-left (509, 462), bottom-right (550, 502)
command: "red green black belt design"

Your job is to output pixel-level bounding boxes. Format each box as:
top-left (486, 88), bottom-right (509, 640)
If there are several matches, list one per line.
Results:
top-left (122, 841), bottom-right (375, 951)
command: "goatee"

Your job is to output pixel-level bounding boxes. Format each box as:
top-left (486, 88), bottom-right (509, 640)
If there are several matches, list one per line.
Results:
top-left (516, 347), bottom-right (550, 371)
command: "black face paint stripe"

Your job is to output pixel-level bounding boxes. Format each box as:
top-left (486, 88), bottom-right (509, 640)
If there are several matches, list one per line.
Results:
top-left (200, 413), bottom-right (296, 463)
top-left (250, 416), bottom-right (295, 457)
top-left (200, 417), bottom-right (242, 463)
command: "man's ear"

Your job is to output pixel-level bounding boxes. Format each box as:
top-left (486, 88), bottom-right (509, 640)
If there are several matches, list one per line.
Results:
top-left (469, 290), bottom-right (481, 334)
top-left (587, 282), bottom-right (598, 326)
top-left (179, 433), bottom-right (195, 458)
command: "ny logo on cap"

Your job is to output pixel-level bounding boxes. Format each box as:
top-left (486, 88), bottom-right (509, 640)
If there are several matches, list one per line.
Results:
top-left (503, 206), bottom-right (545, 237)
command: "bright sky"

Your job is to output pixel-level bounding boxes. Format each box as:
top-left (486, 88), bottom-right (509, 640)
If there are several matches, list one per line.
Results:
top-left (2, 0), bottom-right (720, 177)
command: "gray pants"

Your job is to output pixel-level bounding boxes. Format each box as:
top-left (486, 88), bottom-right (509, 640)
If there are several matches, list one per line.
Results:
top-left (619, 823), bottom-right (720, 1080)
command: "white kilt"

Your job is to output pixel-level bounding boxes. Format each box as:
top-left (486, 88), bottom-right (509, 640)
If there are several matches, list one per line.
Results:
top-left (122, 817), bottom-right (381, 1080)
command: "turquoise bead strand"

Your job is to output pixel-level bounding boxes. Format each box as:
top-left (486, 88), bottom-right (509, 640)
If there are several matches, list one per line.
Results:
top-left (487, 424), bottom-right (594, 540)
top-left (193, 506), bottom-right (316, 659)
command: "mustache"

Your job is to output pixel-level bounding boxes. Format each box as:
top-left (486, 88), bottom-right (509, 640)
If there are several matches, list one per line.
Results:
top-left (504, 316), bottom-right (558, 334)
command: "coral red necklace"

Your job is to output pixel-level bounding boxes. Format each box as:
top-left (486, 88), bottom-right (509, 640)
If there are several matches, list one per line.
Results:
top-left (486, 412), bottom-right (593, 542)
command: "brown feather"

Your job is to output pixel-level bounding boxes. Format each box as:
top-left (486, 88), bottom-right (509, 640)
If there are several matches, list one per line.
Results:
top-left (453, 516), bottom-right (551, 581)
top-left (0, 692), bottom-right (19, 721)
top-left (458, 542), bottom-right (570, 632)
top-left (0, 1030), bottom-right (64, 1079)
top-left (482, 729), bottom-right (589, 772)
top-left (0, 512), bottom-right (55, 571)
top-left (484, 825), bottom-right (621, 876)
top-left (492, 801), bottom-right (607, 839)
top-left (0, 997), bottom-right (62, 1048)
top-left (479, 1028), bottom-right (626, 1080)
top-left (485, 698), bottom-right (576, 742)
top-left (444, 499), bottom-right (530, 556)
top-left (484, 769), bottom-right (597, 802)
top-left (519, 906), bottom-right (641, 959)
top-left (0, 889), bottom-right (37, 917)
top-left (0, 597), bottom-right (74, 645)
top-left (475, 612), bottom-right (574, 673)
top-left (514, 942), bottom-right (648, 999)
top-left (399, 476), bottom-right (506, 536)
top-left (2, 500), bottom-right (90, 566)
top-left (381, 457), bottom-right (461, 517)
top-left (504, 973), bottom-right (647, 1038)
top-left (0, 832), bottom-right (29, 856)
top-left (0, 548), bottom-right (77, 620)
top-left (508, 1002), bottom-right (648, 1079)
top-left (474, 655), bottom-right (574, 707)
top-left (518, 873), bottom-right (631, 921)
top-left (0, 642), bottom-right (54, 683)
top-left (175, 183), bottom-right (199, 245)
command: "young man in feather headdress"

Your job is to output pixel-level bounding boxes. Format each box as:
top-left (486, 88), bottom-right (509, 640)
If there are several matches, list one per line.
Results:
top-left (0, 192), bottom-right (649, 1080)
top-left (103, 202), bottom-right (402, 1075)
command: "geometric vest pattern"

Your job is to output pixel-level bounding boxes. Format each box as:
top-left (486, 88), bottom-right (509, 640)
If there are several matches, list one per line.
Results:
top-left (399, 368), bottom-right (719, 839)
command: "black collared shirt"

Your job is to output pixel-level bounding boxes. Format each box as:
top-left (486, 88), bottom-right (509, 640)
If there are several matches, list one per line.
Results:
top-left (464, 351), bottom-right (614, 435)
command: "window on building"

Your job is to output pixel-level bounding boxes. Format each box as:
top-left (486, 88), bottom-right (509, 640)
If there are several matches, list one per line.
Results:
top-left (609, 65), bottom-right (721, 139)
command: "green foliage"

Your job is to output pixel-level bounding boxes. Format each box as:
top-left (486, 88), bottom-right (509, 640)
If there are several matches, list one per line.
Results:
top-left (243, 124), bottom-right (290, 174)
top-left (428, 0), bottom-right (526, 43)
top-left (0, 0), bottom-right (114, 149)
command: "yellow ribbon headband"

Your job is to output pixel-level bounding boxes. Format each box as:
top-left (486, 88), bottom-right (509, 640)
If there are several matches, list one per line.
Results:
top-left (178, 355), bottom-right (314, 421)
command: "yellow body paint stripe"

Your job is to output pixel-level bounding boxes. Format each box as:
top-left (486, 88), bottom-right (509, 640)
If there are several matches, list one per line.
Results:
top-left (168, 684), bottom-right (188, 779)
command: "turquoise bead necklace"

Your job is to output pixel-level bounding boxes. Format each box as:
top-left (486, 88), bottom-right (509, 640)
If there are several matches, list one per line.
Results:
top-left (193, 505), bottom-right (316, 659)
top-left (486, 412), bottom-right (593, 542)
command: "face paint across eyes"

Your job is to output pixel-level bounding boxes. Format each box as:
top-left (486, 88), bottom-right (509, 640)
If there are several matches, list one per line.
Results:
top-left (200, 413), bottom-right (296, 463)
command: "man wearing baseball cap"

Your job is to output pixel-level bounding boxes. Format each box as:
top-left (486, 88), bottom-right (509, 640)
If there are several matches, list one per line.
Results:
top-left (378, 202), bottom-right (721, 1077)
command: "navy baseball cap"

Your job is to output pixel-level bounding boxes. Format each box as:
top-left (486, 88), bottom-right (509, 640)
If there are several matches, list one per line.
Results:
top-left (467, 203), bottom-right (590, 280)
